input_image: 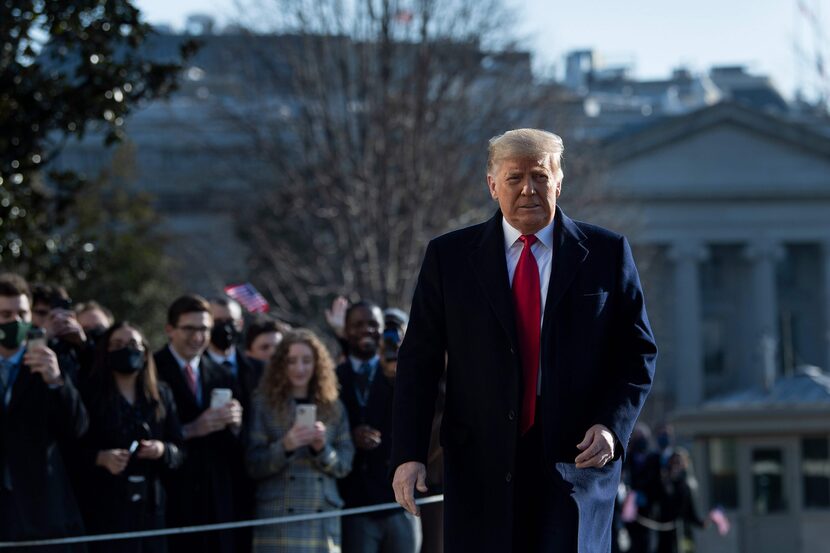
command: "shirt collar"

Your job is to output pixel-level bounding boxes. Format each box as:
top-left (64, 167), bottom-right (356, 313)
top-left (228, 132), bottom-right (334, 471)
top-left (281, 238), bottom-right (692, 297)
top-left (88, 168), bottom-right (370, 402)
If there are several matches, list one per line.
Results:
top-left (0, 347), bottom-right (25, 366)
top-left (501, 216), bottom-right (555, 251)
top-left (168, 344), bottom-right (201, 371)
top-left (207, 346), bottom-right (237, 365)
top-left (349, 355), bottom-right (379, 373)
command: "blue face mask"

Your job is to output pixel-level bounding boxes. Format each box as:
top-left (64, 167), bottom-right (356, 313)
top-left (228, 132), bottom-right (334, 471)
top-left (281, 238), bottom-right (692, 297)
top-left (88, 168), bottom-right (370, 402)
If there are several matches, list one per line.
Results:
top-left (0, 320), bottom-right (31, 350)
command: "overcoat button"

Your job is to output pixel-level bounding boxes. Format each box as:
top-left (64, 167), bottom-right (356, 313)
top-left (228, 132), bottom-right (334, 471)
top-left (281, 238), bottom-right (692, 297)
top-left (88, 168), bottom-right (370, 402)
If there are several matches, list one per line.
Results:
top-left (508, 410), bottom-right (516, 421)
top-left (505, 472), bottom-right (512, 483)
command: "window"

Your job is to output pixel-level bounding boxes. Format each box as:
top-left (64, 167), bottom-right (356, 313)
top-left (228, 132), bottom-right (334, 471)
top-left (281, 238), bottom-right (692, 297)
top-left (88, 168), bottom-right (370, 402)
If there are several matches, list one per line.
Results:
top-left (802, 437), bottom-right (830, 508)
top-left (709, 438), bottom-right (738, 508)
top-left (703, 317), bottom-right (725, 375)
top-left (753, 448), bottom-right (787, 514)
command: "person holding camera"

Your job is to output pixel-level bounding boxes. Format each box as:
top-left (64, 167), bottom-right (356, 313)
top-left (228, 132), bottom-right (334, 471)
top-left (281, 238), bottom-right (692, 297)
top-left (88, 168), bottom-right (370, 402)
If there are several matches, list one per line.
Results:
top-left (79, 322), bottom-right (184, 552)
top-left (154, 294), bottom-right (243, 553)
top-left (247, 328), bottom-right (353, 552)
top-left (336, 301), bottom-right (421, 553)
top-left (31, 284), bottom-right (91, 385)
top-left (0, 273), bottom-right (89, 550)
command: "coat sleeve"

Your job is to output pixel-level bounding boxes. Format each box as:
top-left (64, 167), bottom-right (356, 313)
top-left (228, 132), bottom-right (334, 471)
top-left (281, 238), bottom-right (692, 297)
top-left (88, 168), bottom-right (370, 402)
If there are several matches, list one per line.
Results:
top-left (49, 373), bottom-right (89, 440)
top-left (160, 384), bottom-right (186, 470)
top-left (597, 236), bottom-right (658, 460)
top-left (391, 240), bottom-right (448, 469)
top-left (311, 401), bottom-right (354, 478)
top-left (245, 395), bottom-right (290, 480)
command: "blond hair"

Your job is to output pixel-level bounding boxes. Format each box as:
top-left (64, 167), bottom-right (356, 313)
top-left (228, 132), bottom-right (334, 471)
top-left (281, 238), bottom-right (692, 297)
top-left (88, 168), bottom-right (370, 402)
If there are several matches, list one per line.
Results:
top-left (487, 128), bottom-right (564, 182)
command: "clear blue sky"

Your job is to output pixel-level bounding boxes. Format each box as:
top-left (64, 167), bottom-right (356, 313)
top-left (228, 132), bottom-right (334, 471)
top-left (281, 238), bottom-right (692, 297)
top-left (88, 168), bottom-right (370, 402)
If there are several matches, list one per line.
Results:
top-left (135, 0), bottom-right (830, 100)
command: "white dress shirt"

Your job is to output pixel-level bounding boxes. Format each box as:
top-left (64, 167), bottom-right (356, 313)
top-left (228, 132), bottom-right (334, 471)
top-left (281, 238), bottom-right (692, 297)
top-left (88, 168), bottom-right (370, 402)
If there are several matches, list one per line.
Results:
top-left (502, 216), bottom-right (555, 393)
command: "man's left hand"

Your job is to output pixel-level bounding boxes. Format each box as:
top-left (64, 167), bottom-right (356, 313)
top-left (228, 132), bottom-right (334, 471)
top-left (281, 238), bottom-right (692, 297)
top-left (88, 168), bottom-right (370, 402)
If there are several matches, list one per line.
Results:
top-left (575, 424), bottom-right (615, 469)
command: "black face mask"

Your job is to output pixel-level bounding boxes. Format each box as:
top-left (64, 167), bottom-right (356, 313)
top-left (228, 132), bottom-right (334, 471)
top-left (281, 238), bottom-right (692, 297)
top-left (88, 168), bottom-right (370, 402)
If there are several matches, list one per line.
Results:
top-left (0, 320), bottom-right (30, 350)
top-left (211, 320), bottom-right (238, 351)
top-left (108, 347), bottom-right (146, 375)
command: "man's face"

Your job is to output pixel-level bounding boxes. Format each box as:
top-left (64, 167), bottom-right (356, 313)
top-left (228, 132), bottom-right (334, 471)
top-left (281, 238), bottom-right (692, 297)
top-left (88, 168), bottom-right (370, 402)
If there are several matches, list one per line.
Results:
top-left (77, 308), bottom-right (110, 332)
top-left (345, 306), bottom-right (382, 360)
top-left (0, 295), bottom-right (31, 325)
top-left (166, 311), bottom-right (212, 360)
top-left (210, 303), bottom-right (243, 332)
top-left (487, 156), bottom-right (560, 235)
top-left (31, 300), bottom-right (51, 329)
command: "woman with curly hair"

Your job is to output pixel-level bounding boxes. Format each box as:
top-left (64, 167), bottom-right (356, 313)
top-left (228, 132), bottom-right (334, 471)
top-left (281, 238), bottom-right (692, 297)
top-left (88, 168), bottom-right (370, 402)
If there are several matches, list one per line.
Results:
top-left (247, 328), bottom-right (354, 552)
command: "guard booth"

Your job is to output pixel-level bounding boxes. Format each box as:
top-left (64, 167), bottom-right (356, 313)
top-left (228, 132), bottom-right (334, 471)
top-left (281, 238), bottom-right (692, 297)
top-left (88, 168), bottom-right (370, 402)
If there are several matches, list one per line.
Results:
top-left (671, 366), bottom-right (830, 553)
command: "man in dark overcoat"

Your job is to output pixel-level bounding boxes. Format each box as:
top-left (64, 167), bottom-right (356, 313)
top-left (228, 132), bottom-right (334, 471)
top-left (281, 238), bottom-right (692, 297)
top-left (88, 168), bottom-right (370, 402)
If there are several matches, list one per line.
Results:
top-left (392, 129), bottom-right (657, 553)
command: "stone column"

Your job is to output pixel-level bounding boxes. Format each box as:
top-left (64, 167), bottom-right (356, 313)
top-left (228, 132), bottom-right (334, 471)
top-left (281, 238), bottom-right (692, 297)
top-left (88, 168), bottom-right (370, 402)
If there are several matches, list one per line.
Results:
top-left (743, 240), bottom-right (785, 389)
top-left (669, 240), bottom-right (709, 409)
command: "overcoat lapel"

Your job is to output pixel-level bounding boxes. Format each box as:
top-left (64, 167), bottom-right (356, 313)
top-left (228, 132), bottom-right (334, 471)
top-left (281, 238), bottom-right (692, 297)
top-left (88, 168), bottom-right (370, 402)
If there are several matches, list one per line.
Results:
top-left (469, 210), bottom-right (518, 351)
top-left (543, 207), bottom-right (589, 325)
top-left (7, 363), bottom-right (33, 412)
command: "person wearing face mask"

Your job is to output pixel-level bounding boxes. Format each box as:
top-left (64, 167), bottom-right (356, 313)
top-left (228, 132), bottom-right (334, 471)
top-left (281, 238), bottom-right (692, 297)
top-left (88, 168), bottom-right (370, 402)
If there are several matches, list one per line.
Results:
top-left (79, 322), bottom-right (184, 552)
top-left (0, 273), bottom-right (89, 551)
top-left (247, 328), bottom-right (354, 552)
top-left (206, 297), bottom-right (257, 551)
top-left (75, 301), bottom-right (115, 344)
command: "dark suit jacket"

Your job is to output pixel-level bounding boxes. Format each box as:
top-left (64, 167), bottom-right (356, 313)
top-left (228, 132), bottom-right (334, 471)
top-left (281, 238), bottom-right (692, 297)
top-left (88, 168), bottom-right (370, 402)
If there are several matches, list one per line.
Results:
top-left (336, 360), bottom-right (396, 507)
top-left (0, 357), bottom-right (89, 546)
top-left (391, 208), bottom-right (657, 553)
top-left (153, 346), bottom-right (242, 553)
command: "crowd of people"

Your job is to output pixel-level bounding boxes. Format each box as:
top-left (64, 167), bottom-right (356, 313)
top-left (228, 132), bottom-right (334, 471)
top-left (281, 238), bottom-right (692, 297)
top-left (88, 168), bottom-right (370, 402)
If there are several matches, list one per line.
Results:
top-left (0, 271), bottom-right (426, 553)
top-left (615, 424), bottom-right (706, 553)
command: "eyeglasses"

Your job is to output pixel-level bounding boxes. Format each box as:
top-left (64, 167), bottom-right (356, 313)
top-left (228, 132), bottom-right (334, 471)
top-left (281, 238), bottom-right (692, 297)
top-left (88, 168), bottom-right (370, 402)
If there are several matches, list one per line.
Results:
top-left (176, 325), bottom-right (211, 335)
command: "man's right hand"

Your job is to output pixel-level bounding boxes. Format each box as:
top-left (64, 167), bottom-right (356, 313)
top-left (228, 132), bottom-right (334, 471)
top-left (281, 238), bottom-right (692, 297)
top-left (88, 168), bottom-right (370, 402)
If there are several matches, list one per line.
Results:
top-left (353, 424), bottom-right (382, 450)
top-left (393, 461), bottom-right (428, 516)
top-left (184, 407), bottom-right (228, 439)
top-left (96, 449), bottom-right (129, 475)
top-left (324, 296), bottom-right (349, 338)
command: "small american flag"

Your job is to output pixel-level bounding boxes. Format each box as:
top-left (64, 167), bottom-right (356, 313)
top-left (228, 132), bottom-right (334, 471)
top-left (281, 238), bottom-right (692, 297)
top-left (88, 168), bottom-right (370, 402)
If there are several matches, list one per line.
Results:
top-left (708, 507), bottom-right (730, 536)
top-left (223, 283), bottom-right (270, 313)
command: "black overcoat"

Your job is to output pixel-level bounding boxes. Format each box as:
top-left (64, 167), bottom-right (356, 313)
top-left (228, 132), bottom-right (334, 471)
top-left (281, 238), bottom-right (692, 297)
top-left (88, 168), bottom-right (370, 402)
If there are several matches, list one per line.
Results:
top-left (391, 208), bottom-right (657, 553)
top-left (0, 356), bottom-right (88, 550)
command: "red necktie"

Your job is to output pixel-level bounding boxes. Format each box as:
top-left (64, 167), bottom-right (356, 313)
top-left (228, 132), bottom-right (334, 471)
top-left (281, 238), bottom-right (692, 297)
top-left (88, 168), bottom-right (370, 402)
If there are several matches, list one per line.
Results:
top-left (185, 363), bottom-right (198, 398)
top-left (512, 234), bottom-right (541, 434)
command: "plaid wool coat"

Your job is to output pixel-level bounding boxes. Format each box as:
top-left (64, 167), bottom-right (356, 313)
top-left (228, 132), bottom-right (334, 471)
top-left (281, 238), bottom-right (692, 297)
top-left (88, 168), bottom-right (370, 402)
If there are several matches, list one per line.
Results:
top-left (247, 392), bottom-right (354, 553)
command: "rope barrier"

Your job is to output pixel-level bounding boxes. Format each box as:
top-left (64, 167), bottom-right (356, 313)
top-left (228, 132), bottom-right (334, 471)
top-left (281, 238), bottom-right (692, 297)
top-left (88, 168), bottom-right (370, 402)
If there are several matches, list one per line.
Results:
top-left (0, 495), bottom-right (445, 549)
top-left (634, 515), bottom-right (678, 532)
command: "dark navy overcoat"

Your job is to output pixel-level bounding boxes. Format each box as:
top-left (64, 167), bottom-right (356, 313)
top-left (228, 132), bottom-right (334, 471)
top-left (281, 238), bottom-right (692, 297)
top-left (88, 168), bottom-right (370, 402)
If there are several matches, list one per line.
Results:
top-left (392, 207), bottom-right (657, 553)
